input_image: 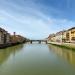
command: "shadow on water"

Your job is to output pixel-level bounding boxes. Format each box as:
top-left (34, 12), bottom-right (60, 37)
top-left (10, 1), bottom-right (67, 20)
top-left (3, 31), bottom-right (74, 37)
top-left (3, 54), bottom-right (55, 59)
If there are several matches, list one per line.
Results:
top-left (0, 44), bottom-right (24, 65)
top-left (48, 44), bottom-right (75, 67)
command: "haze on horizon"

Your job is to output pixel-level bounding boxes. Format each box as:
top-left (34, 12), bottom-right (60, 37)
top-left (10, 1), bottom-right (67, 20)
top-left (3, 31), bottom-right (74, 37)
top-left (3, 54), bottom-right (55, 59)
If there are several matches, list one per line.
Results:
top-left (0, 0), bottom-right (75, 40)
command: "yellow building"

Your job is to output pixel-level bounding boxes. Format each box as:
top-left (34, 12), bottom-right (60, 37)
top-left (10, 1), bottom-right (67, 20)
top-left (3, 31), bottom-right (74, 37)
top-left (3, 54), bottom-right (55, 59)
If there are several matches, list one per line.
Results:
top-left (66, 27), bottom-right (75, 43)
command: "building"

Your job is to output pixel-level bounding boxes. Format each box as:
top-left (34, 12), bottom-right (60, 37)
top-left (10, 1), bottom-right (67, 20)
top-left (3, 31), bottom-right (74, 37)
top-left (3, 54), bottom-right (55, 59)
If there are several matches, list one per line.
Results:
top-left (54, 31), bottom-right (63, 43)
top-left (6, 33), bottom-right (11, 44)
top-left (0, 29), bottom-right (3, 44)
top-left (10, 32), bottom-right (17, 44)
top-left (47, 30), bottom-right (66, 43)
top-left (47, 34), bottom-right (56, 42)
top-left (16, 35), bottom-right (26, 43)
top-left (0, 28), bottom-right (11, 44)
top-left (10, 32), bottom-right (26, 44)
top-left (0, 27), bottom-right (27, 47)
top-left (47, 27), bottom-right (75, 43)
top-left (66, 27), bottom-right (75, 43)
top-left (0, 28), bottom-right (7, 44)
top-left (62, 31), bottom-right (67, 42)
top-left (51, 30), bottom-right (66, 43)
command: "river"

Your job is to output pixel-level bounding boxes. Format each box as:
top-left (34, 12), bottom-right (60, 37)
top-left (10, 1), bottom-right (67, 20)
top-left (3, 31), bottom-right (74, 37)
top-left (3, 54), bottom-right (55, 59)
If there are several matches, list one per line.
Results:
top-left (0, 43), bottom-right (75, 75)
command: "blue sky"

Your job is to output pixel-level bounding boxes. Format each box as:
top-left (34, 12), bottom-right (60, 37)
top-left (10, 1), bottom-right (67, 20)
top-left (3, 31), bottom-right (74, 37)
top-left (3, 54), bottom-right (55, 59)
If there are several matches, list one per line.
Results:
top-left (0, 0), bottom-right (75, 39)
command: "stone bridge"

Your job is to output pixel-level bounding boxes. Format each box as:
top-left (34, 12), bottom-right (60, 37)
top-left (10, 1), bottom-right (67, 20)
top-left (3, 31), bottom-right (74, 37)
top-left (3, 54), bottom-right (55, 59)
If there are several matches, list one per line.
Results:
top-left (26, 40), bottom-right (47, 44)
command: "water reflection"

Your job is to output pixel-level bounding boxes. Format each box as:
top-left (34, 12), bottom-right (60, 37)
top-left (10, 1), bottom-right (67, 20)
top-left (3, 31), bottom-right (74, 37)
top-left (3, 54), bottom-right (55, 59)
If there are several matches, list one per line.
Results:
top-left (48, 44), bottom-right (75, 67)
top-left (0, 44), bottom-right (24, 65)
top-left (0, 44), bottom-right (75, 75)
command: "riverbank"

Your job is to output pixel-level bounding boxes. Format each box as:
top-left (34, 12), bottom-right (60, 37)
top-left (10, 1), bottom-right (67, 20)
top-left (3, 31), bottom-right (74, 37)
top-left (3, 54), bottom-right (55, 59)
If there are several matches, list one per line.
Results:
top-left (0, 42), bottom-right (26, 49)
top-left (48, 42), bottom-right (75, 50)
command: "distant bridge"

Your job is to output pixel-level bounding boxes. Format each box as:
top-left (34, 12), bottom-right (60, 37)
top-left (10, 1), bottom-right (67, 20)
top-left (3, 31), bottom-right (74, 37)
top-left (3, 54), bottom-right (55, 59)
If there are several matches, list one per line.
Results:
top-left (26, 40), bottom-right (47, 44)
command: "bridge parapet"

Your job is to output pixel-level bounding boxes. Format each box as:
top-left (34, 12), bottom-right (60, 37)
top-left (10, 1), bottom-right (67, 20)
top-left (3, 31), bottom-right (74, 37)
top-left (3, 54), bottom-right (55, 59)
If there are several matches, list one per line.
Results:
top-left (26, 40), bottom-right (47, 44)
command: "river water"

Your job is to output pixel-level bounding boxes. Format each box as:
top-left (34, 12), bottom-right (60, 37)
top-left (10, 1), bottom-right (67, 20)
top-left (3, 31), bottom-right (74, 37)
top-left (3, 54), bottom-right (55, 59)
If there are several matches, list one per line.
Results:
top-left (0, 43), bottom-right (75, 75)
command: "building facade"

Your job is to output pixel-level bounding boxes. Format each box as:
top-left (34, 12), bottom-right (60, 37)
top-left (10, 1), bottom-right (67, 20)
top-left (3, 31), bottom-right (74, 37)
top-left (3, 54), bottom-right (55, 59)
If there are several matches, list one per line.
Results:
top-left (48, 31), bottom-right (66, 43)
top-left (47, 34), bottom-right (56, 42)
top-left (66, 27), bottom-right (75, 43)
top-left (10, 32), bottom-right (26, 44)
top-left (48, 27), bottom-right (75, 43)
top-left (0, 28), bottom-right (11, 44)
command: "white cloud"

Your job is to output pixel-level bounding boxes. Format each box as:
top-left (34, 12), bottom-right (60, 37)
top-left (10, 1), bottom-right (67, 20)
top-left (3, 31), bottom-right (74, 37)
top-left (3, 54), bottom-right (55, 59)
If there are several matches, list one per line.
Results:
top-left (0, 0), bottom-right (75, 39)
